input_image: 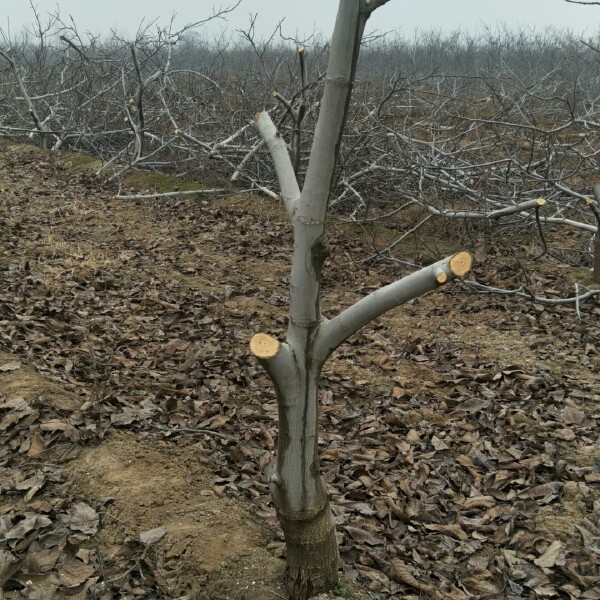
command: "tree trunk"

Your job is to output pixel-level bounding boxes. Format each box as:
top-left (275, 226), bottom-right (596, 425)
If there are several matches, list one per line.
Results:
top-left (274, 360), bottom-right (338, 598)
top-left (593, 232), bottom-right (600, 283)
top-left (280, 502), bottom-right (338, 600)
top-left (250, 252), bottom-right (472, 598)
top-left (252, 332), bottom-right (338, 599)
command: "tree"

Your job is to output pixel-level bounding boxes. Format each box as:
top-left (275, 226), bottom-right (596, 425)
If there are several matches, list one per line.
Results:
top-left (562, 0), bottom-right (600, 284)
top-left (591, 185), bottom-right (600, 282)
top-left (248, 2), bottom-right (473, 598)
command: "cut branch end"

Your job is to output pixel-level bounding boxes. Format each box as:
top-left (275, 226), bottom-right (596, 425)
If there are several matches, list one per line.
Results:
top-left (250, 333), bottom-right (280, 359)
top-left (535, 198), bottom-right (546, 207)
top-left (449, 251), bottom-right (473, 277)
top-left (434, 269), bottom-right (448, 284)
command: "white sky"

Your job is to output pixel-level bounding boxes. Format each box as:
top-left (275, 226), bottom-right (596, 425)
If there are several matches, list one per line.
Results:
top-left (1, 1), bottom-right (597, 41)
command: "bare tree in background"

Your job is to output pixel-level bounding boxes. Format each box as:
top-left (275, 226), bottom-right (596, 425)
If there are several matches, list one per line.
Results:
top-left (591, 185), bottom-right (600, 281)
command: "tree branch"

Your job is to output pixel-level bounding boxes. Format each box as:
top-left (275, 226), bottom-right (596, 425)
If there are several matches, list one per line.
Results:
top-left (254, 111), bottom-right (300, 217)
top-left (464, 280), bottom-right (600, 304)
top-left (115, 188), bottom-right (225, 200)
top-left (249, 333), bottom-right (297, 395)
top-left (421, 198), bottom-right (546, 220)
top-left (362, 0), bottom-right (395, 14)
top-left (315, 251), bottom-right (472, 360)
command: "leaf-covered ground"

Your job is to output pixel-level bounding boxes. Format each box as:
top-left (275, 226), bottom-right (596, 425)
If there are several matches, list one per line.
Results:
top-left (0, 141), bottom-right (598, 599)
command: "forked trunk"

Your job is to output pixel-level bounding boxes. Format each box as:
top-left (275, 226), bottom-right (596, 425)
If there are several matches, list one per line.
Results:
top-left (249, 3), bottom-right (473, 598)
top-left (251, 253), bottom-right (473, 597)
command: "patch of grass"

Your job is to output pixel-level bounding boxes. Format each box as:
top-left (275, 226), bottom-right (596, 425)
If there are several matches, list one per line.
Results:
top-left (569, 267), bottom-right (598, 288)
top-left (0, 139), bottom-right (103, 170)
top-left (60, 152), bottom-right (101, 171)
top-left (341, 222), bottom-right (399, 246)
top-left (123, 171), bottom-right (207, 193)
top-left (0, 356), bottom-right (81, 411)
top-left (34, 231), bottom-right (120, 288)
top-left (215, 192), bottom-right (285, 219)
top-left (339, 221), bottom-right (462, 259)
top-left (333, 581), bottom-right (355, 598)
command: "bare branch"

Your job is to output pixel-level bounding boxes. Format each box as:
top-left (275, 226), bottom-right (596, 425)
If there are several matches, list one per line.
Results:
top-left (254, 111), bottom-right (300, 217)
top-left (315, 252), bottom-right (473, 360)
top-left (115, 188), bottom-right (225, 200)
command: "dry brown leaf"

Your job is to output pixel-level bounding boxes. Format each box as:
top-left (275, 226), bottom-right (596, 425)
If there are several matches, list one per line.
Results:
top-left (58, 559), bottom-right (95, 587)
top-left (390, 558), bottom-right (434, 592)
top-left (0, 361), bottom-right (21, 372)
top-left (431, 435), bottom-right (449, 451)
top-left (561, 406), bottom-right (585, 425)
top-left (140, 525), bottom-right (166, 545)
top-left (344, 525), bottom-right (385, 546)
top-left (65, 502), bottom-right (99, 535)
top-left (424, 523), bottom-right (469, 541)
top-left (39, 420), bottom-right (69, 431)
top-left (463, 496), bottom-right (496, 510)
top-left (27, 433), bottom-right (46, 456)
top-left (534, 540), bottom-right (566, 568)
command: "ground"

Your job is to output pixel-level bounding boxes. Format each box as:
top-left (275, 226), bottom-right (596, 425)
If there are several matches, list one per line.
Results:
top-left (0, 141), bottom-right (598, 599)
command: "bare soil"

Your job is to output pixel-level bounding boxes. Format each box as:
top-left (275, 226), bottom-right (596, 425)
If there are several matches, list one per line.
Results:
top-left (67, 432), bottom-right (286, 600)
top-left (0, 141), bottom-right (598, 599)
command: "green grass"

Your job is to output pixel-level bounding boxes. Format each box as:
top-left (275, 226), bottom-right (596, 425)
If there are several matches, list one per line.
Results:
top-left (62, 152), bottom-right (100, 168)
top-left (123, 171), bottom-right (207, 193)
top-left (333, 582), bottom-right (355, 598)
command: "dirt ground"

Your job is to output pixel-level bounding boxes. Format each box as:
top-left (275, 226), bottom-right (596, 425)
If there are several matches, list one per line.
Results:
top-left (67, 432), bottom-right (286, 600)
top-left (0, 141), bottom-right (599, 599)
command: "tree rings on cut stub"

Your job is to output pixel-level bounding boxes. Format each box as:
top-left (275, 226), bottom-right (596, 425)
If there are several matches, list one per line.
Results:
top-left (250, 333), bottom-right (280, 358)
top-left (449, 251), bottom-right (473, 277)
top-left (434, 268), bottom-right (448, 284)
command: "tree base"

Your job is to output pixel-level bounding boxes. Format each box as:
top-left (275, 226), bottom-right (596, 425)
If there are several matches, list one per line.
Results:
top-left (280, 505), bottom-right (339, 600)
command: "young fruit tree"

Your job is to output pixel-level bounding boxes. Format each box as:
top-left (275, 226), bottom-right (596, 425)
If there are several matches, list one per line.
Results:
top-left (249, 1), bottom-right (473, 597)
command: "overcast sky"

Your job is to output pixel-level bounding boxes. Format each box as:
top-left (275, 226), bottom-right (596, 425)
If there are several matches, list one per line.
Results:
top-left (1, 1), bottom-right (597, 41)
